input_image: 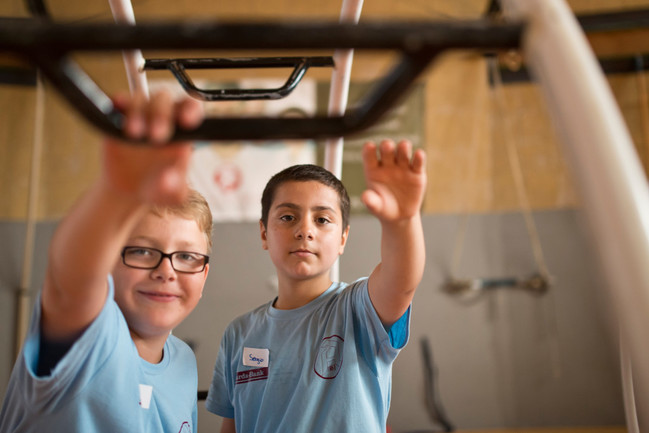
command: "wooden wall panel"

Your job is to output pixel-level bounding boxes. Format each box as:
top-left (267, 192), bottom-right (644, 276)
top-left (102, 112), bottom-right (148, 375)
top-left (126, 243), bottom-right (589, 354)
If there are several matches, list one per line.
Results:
top-left (43, 0), bottom-right (488, 21)
top-left (568, 0), bottom-right (649, 12)
top-left (425, 53), bottom-right (493, 214)
top-left (0, 86), bottom-right (36, 220)
top-left (0, 54), bottom-right (129, 221)
top-left (490, 83), bottom-right (578, 212)
top-left (423, 53), bottom-right (579, 214)
top-left (610, 72), bottom-right (649, 174)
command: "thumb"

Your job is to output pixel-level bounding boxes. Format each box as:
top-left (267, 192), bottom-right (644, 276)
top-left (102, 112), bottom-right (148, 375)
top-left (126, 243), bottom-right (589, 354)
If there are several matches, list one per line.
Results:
top-left (361, 189), bottom-right (383, 216)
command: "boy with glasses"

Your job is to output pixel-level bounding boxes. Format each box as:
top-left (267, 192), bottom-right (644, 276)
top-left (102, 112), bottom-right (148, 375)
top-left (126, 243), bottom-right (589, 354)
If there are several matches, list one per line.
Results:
top-left (1, 90), bottom-right (210, 432)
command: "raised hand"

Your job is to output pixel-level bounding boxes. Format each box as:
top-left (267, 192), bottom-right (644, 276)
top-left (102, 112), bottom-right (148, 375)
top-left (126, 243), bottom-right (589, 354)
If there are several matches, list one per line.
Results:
top-left (101, 90), bottom-right (204, 206)
top-left (360, 139), bottom-right (427, 223)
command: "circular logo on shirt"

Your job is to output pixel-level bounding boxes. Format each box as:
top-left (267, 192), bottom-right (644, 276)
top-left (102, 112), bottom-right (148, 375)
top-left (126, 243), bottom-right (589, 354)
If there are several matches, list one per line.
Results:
top-left (314, 335), bottom-right (344, 379)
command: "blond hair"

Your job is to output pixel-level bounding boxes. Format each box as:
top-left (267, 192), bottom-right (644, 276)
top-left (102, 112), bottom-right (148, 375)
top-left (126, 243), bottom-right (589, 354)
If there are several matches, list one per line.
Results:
top-left (151, 188), bottom-right (213, 253)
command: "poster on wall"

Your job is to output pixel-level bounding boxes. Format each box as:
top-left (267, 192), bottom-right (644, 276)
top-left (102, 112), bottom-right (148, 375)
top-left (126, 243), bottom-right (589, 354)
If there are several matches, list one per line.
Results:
top-left (149, 78), bottom-right (317, 222)
top-left (150, 78), bottom-right (423, 219)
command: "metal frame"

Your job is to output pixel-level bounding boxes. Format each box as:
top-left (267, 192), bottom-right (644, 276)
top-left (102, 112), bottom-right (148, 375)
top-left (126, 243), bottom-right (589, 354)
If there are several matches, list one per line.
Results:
top-left (0, 18), bottom-right (523, 141)
top-left (5, 0), bottom-right (649, 424)
top-left (492, 53), bottom-right (649, 84)
top-left (501, 0), bottom-right (649, 429)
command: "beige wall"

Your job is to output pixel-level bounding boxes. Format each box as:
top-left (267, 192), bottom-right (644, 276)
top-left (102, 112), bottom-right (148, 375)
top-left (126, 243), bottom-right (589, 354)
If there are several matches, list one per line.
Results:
top-left (424, 54), bottom-right (579, 214)
top-left (2, 0), bottom-right (649, 220)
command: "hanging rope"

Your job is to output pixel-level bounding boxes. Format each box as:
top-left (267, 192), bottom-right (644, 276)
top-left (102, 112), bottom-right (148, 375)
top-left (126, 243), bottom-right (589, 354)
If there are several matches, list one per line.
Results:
top-left (489, 55), bottom-right (563, 378)
top-left (16, 71), bottom-right (45, 359)
top-left (488, 56), bottom-right (551, 281)
top-left (449, 55), bottom-right (487, 283)
top-left (446, 55), bottom-right (551, 302)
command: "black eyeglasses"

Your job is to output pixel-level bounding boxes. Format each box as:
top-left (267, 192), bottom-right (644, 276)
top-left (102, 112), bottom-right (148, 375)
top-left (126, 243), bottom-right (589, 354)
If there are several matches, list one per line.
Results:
top-left (121, 246), bottom-right (209, 273)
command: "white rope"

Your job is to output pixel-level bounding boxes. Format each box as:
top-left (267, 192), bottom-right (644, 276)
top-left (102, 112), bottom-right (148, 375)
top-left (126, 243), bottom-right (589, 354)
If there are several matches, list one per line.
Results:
top-left (488, 57), bottom-right (551, 280)
top-left (16, 72), bottom-right (45, 359)
top-left (489, 56), bottom-right (562, 378)
top-left (449, 56), bottom-right (486, 281)
top-left (449, 55), bottom-right (551, 285)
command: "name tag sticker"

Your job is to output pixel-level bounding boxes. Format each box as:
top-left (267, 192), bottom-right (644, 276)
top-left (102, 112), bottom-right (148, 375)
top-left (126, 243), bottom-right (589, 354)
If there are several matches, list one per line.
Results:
top-left (243, 347), bottom-right (269, 367)
top-left (139, 384), bottom-right (153, 409)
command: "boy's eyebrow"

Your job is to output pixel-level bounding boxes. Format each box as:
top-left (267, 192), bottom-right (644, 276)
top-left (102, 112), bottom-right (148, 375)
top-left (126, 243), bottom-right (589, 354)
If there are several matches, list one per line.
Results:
top-left (127, 235), bottom-right (157, 244)
top-left (274, 202), bottom-right (300, 211)
top-left (274, 202), bottom-right (337, 213)
top-left (127, 236), bottom-right (201, 250)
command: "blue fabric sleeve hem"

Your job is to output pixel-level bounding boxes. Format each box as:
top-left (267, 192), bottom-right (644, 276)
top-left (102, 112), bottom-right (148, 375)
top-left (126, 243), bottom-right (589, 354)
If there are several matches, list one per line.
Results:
top-left (204, 399), bottom-right (235, 419)
top-left (386, 306), bottom-right (410, 349)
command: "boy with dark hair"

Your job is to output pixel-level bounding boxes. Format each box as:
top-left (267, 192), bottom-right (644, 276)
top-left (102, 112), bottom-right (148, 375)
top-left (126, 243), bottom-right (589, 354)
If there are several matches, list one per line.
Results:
top-left (1, 91), bottom-right (210, 433)
top-left (207, 139), bottom-right (427, 432)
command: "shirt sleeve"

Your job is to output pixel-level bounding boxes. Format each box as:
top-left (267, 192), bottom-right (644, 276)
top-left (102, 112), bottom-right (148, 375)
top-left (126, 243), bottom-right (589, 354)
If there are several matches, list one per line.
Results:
top-left (205, 327), bottom-right (236, 419)
top-left (20, 276), bottom-right (124, 412)
top-left (351, 278), bottom-right (411, 372)
top-left (386, 307), bottom-right (410, 349)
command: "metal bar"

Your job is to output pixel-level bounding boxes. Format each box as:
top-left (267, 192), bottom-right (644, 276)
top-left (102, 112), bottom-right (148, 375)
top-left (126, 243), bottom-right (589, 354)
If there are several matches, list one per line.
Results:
top-left (0, 19), bottom-right (521, 141)
top-left (165, 59), bottom-right (308, 101)
top-left (324, 0), bottom-right (363, 282)
top-left (577, 8), bottom-right (649, 33)
top-left (144, 56), bottom-right (334, 70)
top-left (501, 0), bottom-right (649, 428)
top-left (108, 0), bottom-right (149, 98)
top-left (32, 50), bottom-right (436, 140)
top-left (353, 52), bottom-right (436, 129)
top-left (0, 66), bottom-right (38, 86)
top-left (493, 54), bottom-right (649, 84)
top-left (0, 19), bottom-right (523, 53)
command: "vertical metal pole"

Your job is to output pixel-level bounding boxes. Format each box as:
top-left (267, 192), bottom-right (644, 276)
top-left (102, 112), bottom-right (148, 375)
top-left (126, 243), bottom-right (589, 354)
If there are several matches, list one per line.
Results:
top-left (500, 0), bottom-right (649, 428)
top-left (108, 0), bottom-right (150, 98)
top-left (325, 0), bottom-right (364, 281)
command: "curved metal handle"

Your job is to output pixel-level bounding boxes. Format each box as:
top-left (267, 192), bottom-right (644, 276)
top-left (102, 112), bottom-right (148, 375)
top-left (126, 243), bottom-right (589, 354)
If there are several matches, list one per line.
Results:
top-left (144, 56), bottom-right (334, 101)
top-left (34, 51), bottom-right (436, 141)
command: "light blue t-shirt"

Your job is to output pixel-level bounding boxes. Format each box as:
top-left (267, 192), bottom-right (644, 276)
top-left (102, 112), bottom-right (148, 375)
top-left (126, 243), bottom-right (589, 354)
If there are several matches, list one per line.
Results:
top-left (206, 277), bottom-right (410, 433)
top-left (0, 277), bottom-right (198, 433)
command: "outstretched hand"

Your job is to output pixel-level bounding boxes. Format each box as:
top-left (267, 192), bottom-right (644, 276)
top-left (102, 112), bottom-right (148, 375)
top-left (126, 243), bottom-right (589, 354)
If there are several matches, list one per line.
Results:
top-left (101, 90), bottom-right (204, 206)
top-left (361, 139), bottom-right (427, 223)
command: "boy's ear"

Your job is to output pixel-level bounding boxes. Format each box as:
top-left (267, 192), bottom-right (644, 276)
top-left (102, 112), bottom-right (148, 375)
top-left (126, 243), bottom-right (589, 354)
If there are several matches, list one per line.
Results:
top-left (339, 225), bottom-right (350, 255)
top-left (259, 220), bottom-right (269, 250)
